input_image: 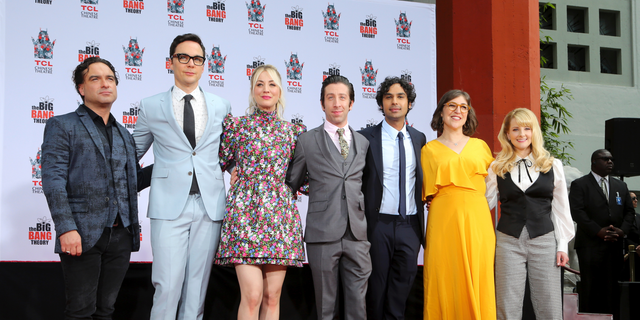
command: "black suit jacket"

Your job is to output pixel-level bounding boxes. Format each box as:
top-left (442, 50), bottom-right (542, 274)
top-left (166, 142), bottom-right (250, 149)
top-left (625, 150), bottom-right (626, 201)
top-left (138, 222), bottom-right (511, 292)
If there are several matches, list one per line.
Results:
top-left (569, 173), bottom-right (635, 249)
top-left (359, 122), bottom-right (427, 246)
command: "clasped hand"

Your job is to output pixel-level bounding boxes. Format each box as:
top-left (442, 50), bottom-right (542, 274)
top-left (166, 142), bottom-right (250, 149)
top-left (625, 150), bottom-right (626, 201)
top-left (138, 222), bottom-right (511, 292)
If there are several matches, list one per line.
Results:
top-left (597, 225), bottom-right (624, 242)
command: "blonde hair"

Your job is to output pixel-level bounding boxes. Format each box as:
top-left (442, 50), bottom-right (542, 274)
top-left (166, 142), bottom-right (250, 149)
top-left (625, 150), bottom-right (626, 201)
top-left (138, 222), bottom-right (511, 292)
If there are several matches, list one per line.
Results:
top-left (492, 108), bottom-right (553, 178)
top-left (247, 64), bottom-right (286, 120)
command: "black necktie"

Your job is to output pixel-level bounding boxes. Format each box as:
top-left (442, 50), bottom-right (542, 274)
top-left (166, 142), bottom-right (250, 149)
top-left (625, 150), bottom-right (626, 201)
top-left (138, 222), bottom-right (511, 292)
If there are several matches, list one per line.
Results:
top-left (183, 94), bottom-right (199, 194)
top-left (183, 94), bottom-right (196, 148)
top-left (398, 132), bottom-right (406, 219)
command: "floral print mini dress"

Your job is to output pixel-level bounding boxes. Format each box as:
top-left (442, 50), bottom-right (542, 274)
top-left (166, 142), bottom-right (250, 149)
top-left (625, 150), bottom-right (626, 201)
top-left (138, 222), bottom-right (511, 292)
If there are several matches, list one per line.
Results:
top-left (215, 109), bottom-right (306, 267)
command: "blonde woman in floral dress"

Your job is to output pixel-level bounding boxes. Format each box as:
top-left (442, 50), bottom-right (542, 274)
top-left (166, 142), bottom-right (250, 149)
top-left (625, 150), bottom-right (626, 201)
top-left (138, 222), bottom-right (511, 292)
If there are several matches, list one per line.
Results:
top-left (215, 65), bottom-right (306, 320)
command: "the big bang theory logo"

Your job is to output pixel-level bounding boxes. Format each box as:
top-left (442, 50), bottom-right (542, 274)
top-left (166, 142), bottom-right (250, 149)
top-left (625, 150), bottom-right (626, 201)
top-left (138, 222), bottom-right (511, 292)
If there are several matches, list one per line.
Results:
top-left (30, 148), bottom-right (43, 194)
top-left (284, 6), bottom-right (303, 31)
top-left (78, 41), bottom-right (100, 62)
top-left (246, 56), bottom-right (265, 80)
top-left (395, 11), bottom-right (412, 50)
top-left (322, 3), bottom-right (340, 43)
top-left (124, 0), bottom-right (144, 14)
top-left (28, 217), bottom-right (52, 245)
top-left (207, 1), bottom-right (226, 23)
top-left (208, 44), bottom-right (226, 87)
top-left (284, 53), bottom-right (303, 94)
top-left (32, 29), bottom-right (55, 74)
top-left (360, 60), bottom-right (378, 99)
top-left (322, 63), bottom-right (340, 81)
top-left (80, 0), bottom-right (99, 19)
top-left (360, 14), bottom-right (377, 39)
top-left (123, 103), bottom-right (139, 130)
top-left (246, 0), bottom-right (266, 35)
top-left (123, 37), bottom-right (144, 81)
top-left (168, 0), bottom-right (185, 27)
top-left (32, 96), bottom-right (55, 124)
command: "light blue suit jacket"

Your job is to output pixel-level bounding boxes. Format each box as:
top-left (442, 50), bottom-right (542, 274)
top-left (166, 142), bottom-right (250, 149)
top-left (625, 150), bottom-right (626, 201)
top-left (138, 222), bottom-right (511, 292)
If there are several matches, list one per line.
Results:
top-left (133, 87), bottom-right (231, 221)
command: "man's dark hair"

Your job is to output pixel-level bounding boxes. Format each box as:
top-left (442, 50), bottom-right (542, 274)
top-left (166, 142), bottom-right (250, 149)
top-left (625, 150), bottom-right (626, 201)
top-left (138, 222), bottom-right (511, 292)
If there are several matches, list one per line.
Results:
top-left (169, 33), bottom-right (206, 58)
top-left (375, 76), bottom-right (416, 115)
top-left (591, 149), bottom-right (609, 164)
top-left (72, 57), bottom-right (119, 102)
top-left (320, 75), bottom-right (355, 104)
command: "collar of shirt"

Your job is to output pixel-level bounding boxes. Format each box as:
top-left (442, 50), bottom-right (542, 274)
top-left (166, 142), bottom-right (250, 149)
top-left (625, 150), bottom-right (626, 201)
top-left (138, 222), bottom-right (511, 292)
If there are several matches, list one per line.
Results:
top-left (508, 153), bottom-right (539, 191)
top-left (591, 171), bottom-right (608, 182)
top-left (171, 85), bottom-right (205, 104)
top-left (323, 120), bottom-right (351, 150)
top-left (381, 119), bottom-right (409, 140)
top-left (82, 104), bottom-right (115, 127)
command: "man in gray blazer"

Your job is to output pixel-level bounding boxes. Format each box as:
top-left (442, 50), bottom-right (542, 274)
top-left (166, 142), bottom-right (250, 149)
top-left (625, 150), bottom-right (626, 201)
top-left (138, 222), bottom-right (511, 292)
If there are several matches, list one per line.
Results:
top-left (42, 57), bottom-right (151, 319)
top-left (133, 34), bottom-right (231, 320)
top-left (287, 75), bottom-right (372, 320)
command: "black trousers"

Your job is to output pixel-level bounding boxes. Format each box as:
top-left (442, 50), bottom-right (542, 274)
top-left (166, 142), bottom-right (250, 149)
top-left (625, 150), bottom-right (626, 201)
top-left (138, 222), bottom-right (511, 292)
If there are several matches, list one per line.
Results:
top-left (58, 225), bottom-right (132, 320)
top-left (576, 243), bottom-right (624, 320)
top-left (367, 214), bottom-right (422, 320)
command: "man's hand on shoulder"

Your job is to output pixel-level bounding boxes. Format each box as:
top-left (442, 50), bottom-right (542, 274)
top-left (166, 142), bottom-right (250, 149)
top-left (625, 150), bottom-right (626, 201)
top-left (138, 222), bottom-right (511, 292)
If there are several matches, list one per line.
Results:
top-left (60, 230), bottom-right (82, 256)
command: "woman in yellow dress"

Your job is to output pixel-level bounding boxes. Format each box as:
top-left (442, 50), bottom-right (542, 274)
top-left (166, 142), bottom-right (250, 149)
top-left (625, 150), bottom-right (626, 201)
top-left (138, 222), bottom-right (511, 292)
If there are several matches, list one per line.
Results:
top-left (421, 90), bottom-right (496, 319)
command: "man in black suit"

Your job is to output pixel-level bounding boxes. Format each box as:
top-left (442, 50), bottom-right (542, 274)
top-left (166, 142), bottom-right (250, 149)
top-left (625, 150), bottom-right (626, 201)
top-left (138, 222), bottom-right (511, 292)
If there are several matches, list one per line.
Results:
top-left (570, 149), bottom-right (635, 319)
top-left (359, 76), bottom-right (426, 319)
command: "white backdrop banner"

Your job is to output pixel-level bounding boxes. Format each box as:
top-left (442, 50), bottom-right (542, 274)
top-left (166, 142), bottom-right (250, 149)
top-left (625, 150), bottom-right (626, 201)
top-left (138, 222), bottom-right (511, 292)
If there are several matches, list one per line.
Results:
top-left (0, 0), bottom-right (436, 262)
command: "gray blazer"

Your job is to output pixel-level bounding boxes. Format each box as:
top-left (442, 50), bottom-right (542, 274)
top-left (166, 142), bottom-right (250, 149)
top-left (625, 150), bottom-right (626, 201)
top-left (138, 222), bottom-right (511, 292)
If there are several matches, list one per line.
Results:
top-left (286, 125), bottom-right (369, 243)
top-left (41, 106), bottom-right (143, 254)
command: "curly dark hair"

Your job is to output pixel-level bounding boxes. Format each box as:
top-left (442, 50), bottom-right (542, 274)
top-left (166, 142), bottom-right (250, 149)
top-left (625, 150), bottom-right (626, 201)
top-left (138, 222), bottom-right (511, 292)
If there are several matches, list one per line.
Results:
top-left (430, 89), bottom-right (478, 136)
top-left (375, 76), bottom-right (416, 115)
top-left (72, 57), bottom-right (119, 102)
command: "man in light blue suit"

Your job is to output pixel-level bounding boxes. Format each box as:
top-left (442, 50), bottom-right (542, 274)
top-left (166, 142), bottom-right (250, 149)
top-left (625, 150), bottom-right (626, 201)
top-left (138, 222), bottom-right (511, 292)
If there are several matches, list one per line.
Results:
top-left (133, 34), bottom-right (231, 320)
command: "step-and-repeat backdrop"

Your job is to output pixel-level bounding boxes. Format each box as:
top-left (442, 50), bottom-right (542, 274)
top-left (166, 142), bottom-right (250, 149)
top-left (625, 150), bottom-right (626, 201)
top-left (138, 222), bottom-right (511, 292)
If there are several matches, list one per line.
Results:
top-left (0, 0), bottom-right (436, 262)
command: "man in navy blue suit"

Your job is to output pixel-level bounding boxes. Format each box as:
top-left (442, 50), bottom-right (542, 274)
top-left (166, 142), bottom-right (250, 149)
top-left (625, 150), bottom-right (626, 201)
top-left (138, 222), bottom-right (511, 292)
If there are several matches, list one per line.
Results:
top-left (359, 76), bottom-right (426, 319)
top-left (42, 57), bottom-right (151, 319)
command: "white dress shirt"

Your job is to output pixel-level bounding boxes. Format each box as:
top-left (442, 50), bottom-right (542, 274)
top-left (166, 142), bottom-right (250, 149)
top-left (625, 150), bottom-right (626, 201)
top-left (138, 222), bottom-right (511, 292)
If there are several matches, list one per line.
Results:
top-left (323, 120), bottom-right (351, 152)
top-left (172, 86), bottom-right (208, 144)
top-left (485, 154), bottom-right (575, 253)
top-left (379, 120), bottom-right (417, 216)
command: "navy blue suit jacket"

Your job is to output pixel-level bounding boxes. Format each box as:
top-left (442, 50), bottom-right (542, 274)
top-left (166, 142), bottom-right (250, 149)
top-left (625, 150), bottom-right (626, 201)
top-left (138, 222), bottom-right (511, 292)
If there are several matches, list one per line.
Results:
top-left (359, 122), bottom-right (427, 246)
top-left (42, 106), bottom-right (146, 254)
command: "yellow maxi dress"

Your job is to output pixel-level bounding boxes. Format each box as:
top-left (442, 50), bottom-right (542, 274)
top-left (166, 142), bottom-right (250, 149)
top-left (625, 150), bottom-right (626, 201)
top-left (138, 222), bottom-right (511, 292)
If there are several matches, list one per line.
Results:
top-left (421, 138), bottom-right (496, 320)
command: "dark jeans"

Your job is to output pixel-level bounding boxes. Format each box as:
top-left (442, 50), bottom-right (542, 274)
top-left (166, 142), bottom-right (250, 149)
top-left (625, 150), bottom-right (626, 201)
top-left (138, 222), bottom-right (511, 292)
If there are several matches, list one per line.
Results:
top-left (59, 225), bottom-right (132, 320)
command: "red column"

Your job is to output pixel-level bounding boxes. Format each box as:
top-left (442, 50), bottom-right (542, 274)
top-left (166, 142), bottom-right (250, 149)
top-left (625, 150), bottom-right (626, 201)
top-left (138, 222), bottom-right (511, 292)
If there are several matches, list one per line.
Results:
top-left (436, 0), bottom-right (540, 152)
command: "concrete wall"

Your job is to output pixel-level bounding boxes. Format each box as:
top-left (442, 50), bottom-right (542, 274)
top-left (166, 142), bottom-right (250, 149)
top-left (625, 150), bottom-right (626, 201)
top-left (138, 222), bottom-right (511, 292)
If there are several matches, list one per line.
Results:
top-left (541, 0), bottom-right (640, 190)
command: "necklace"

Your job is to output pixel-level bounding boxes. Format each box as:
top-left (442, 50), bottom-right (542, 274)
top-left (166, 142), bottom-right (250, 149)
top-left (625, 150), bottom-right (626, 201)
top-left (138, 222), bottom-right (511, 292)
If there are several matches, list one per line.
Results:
top-left (448, 137), bottom-right (465, 146)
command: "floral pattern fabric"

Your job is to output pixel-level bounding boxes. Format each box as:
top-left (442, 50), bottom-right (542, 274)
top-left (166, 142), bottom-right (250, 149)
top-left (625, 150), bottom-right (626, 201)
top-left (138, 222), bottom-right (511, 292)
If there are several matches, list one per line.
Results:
top-left (215, 109), bottom-right (306, 267)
